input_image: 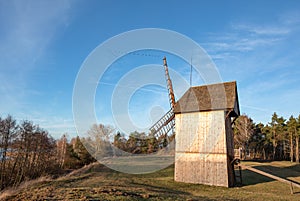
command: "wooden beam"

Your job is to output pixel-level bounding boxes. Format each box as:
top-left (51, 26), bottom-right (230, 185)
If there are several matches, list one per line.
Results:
top-left (225, 109), bottom-right (233, 119)
top-left (240, 164), bottom-right (300, 194)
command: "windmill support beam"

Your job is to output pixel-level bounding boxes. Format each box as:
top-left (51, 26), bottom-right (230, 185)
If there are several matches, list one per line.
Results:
top-left (239, 164), bottom-right (300, 194)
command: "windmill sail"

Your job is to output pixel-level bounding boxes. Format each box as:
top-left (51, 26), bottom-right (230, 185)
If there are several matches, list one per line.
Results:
top-left (149, 57), bottom-right (176, 139)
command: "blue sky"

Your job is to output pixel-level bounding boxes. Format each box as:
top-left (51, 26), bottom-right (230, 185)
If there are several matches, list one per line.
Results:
top-left (0, 0), bottom-right (300, 138)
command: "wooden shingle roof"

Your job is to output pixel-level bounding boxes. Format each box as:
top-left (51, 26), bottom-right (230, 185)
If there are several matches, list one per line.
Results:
top-left (173, 81), bottom-right (240, 117)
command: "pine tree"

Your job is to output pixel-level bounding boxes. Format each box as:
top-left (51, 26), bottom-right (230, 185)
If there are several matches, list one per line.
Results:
top-left (74, 136), bottom-right (95, 166)
top-left (269, 113), bottom-right (286, 160)
top-left (296, 115), bottom-right (300, 163)
top-left (287, 116), bottom-right (297, 162)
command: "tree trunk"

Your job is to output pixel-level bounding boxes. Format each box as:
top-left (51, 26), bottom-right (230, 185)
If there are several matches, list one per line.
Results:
top-left (272, 129), bottom-right (276, 160)
top-left (0, 132), bottom-right (9, 190)
top-left (290, 131), bottom-right (294, 162)
top-left (272, 140), bottom-right (276, 160)
top-left (296, 135), bottom-right (299, 163)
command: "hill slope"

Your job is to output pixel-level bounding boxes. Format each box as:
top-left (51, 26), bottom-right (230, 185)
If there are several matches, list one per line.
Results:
top-left (1, 161), bottom-right (300, 201)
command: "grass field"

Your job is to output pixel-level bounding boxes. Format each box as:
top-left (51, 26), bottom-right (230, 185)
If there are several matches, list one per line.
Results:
top-left (1, 160), bottom-right (300, 201)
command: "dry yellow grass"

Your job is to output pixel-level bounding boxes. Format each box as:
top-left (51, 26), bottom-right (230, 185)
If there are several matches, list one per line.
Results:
top-left (1, 160), bottom-right (300, 200)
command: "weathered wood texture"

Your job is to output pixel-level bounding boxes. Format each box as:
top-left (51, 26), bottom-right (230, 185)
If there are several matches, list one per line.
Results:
top-left (175, 110), bottom-right (235, 187)
top-left (173, 81), bottom-right (240, 117)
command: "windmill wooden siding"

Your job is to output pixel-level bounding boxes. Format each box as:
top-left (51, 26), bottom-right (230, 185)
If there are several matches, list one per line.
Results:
top-left (174, 81), bottom-right (239, 187)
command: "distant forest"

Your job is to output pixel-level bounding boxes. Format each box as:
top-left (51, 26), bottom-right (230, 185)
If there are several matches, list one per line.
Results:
top-left (234, 112), bottom-right (300, 162)
top-left (0, 115), bottom-right (97, 191)
top-left (1, 112), bottom-right (300, 190)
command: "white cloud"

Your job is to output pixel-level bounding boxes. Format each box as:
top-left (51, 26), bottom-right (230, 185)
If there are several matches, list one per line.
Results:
top-left (232, 24), bottom-right (291, 35)
top-left (202, 33), bottom-right (283, 54)
top-left (0, 0), bottom-right (76, 137)
top-left (279, 10), bottom-right (300, 26)
top-left (197, 12), bottom-right (300, 124)
top-left (0, 0), bottom-right (72, 69)
top-left (201, 13), bottom-right (300, 55)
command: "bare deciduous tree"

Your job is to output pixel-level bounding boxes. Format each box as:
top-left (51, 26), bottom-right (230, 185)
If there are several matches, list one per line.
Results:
top-left (233, 115), bottom-right (255, 153)
top-left (87, 124), bottom-right (115, 158)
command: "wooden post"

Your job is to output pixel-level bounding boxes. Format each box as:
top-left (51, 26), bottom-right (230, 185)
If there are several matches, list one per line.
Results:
top-left (290, 182), bottom-right (294, 194)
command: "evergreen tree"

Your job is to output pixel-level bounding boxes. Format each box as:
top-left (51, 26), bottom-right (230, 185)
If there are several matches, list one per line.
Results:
top-left (287, 116), bottom-right (297, 162)
top-left (269, 113), bottom-right (286, 160)
top-left (73, 136), bottom-right (95, 166)
top-left (296, 115), bottom-right (300, 163)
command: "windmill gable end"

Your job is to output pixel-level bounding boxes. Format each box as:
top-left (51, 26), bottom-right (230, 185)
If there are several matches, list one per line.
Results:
top-left (174, 81), bottom-right (239, 187)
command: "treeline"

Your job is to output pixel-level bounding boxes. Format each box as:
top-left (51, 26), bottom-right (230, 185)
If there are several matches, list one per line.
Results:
top-left (113, 131), bottom-right (173, 155)
top-left (0, 117), bottom-right (172, 190)
top-left (0, 115), bottom-right (95, 191)
top-left (3, 111), bottom-right (299, 190)
top-left (234, 112), bottom-right (300, 162)
top-left (82, 124), bottom-right (174, 158)
top-left (56, 135), bottom-right (95, 169)
top-left (55, 125), bottom-right (173, 169)
top-left (0, 115), bottom-right (56, 190)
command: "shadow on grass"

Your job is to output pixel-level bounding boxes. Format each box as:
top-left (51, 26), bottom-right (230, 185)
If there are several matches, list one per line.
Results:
top-left (239, 162), bottom-right (300, 192)
top-left (131, 181), bottom-right (191, 196)
top-left (130, 181), bottom-right (239, 201)
top-left (238, 169), bottom-right (273, 186)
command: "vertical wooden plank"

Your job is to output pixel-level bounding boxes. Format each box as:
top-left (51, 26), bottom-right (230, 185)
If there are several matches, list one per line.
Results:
top-left (175, 110), bottom-right (233, 187)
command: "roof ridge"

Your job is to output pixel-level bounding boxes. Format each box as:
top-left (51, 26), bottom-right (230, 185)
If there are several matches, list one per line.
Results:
top-left (190, 81), bottom-right (236, 88)
top-left (174, 81), bottom-right (239, 117)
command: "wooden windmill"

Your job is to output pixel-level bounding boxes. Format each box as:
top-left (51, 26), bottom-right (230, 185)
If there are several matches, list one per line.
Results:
top-left (150, 57), bottom-right (240, 187)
